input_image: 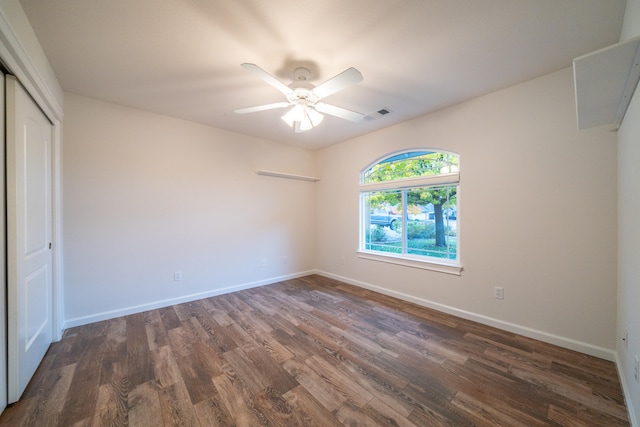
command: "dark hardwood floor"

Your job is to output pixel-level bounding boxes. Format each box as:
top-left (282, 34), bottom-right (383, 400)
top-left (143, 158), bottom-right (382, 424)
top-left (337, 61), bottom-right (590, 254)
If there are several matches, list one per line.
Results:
top-left (0, 275), bottom-right (630, 426)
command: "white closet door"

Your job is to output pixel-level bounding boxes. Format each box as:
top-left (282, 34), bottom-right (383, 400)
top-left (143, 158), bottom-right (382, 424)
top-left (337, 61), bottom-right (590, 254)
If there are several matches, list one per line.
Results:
top-left (6, 75), bottom-right (53, 403)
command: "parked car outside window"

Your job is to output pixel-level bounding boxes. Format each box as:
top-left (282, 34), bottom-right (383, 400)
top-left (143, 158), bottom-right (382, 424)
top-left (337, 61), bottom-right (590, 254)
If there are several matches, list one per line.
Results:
top-left (370, 209), bottom-right (401, 230)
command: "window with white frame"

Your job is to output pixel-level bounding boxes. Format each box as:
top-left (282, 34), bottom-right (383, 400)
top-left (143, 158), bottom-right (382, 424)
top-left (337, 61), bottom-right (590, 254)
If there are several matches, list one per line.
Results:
top-left (359, 150), bottom-right (461, 273)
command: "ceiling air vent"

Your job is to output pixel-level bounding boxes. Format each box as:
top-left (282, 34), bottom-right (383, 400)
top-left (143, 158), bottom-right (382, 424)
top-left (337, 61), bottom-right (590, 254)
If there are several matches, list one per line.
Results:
top-left (365, 107), bottom-right (392, 121)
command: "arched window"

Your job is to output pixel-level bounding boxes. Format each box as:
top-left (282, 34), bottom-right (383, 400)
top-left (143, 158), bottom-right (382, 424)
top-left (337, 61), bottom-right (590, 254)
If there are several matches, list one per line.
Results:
top-left (359, 150), bottom-right (461, 274)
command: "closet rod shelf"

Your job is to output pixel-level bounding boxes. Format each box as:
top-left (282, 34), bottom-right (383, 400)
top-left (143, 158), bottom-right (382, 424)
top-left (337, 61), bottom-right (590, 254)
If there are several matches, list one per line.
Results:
top-left (256, 170), bottom-right (320, 182)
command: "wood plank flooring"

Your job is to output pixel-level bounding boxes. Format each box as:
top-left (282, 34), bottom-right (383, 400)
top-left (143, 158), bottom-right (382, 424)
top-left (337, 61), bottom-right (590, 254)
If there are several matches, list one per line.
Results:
top-left (0, 274), bottom-right (630, 426)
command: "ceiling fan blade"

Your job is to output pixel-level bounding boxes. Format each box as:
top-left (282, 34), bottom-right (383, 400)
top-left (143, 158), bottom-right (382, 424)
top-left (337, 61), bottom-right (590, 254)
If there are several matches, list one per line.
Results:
top-left (312, 67), bottom-right (363, 99)
top-left (241, 63), bottom-right (292, 95)
top-left (234, 102), bottom-right (290, 114)
top-left (315, 103), bottom-right (365, 122)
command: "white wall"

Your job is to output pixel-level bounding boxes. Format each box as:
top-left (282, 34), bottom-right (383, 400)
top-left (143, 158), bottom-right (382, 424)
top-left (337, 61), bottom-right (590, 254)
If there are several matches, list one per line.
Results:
top-left (316, 67), bottom-right (618, 358)
top-left (617, 0), bottom-right (640, 424)
top-left (63, 93), bottom-right (317, 325)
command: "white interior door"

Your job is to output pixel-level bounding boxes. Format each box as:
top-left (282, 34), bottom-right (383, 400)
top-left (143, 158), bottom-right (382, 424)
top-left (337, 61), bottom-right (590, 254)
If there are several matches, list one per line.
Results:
top-left (6, 75), bottom-right (53, 403)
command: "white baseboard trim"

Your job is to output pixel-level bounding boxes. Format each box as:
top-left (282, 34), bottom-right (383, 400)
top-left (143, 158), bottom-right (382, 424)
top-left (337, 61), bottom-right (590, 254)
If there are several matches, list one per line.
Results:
top-left (63, 270), bottom-right (315, 330)
top-left (615, 352), bottom-right (639, 427)
top-left (316, 270), bottom-right (617, 362)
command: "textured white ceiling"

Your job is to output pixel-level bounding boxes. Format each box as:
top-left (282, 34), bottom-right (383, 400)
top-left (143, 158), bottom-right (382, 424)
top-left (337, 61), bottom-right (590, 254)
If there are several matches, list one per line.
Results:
top-left (20, 0), bottom-right (627, 149)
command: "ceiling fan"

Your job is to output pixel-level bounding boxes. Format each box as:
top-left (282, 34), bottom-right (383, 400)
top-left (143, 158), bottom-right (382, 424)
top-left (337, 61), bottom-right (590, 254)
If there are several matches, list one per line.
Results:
top-left (234, 63), bottom-right (365, 133)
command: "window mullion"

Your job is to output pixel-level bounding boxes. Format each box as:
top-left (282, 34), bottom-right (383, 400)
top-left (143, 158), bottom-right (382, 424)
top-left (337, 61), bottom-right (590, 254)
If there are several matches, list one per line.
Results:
top-left (402, 189), bottom-right (408, 254)
top-left (360, 172), bottom-right (459, 191)
top-left (444, 188), bottom-right (450, 257)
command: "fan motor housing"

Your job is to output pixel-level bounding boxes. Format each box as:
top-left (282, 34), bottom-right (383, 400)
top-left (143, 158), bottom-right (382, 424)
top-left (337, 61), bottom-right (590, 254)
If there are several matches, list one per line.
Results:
top-left (293, 67), bottom-right (311, 81)
top-left (287, 88), bottom-right (319, 106)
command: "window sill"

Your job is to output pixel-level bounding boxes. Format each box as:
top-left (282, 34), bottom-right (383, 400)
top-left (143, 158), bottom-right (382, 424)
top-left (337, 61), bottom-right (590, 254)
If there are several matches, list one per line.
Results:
top-left (357, 251), bottom-right (462, 275)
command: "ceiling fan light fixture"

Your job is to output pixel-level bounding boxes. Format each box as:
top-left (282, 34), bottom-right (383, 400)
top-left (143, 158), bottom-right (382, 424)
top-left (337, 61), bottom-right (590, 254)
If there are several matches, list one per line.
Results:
top-left (281, 105), bottom-right (324, 132)
top-left (281, 105), bottom-right (300, 127)
top-left (299, 116), bottom-right (314, 132)
top-left (293, 105), bottom-right (307, 122)
top-left (281, 115), bottom-right (293, 127)
top-left (307, 107), bottom-right (324, 126)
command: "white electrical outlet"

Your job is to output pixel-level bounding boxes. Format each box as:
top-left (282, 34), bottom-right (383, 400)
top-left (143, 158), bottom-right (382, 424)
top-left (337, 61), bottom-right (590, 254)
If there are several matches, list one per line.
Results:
top-left (261, 258), bottom-right (267, 267)
top-left (623, 328), bottom-right (628, 349)
top-left (174, 271), bottom-right (182, 281)
top-left (494, 286), bottom-right (504, 300)
top-left (283, 255), bottom-right (288, 264)
top-left (634, 355), bottom-right (639, 383)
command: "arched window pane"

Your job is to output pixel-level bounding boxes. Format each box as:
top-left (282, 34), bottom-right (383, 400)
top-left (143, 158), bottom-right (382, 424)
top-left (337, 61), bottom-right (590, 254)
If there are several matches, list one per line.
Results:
top-left (363, 151), bottom-right (459, 184)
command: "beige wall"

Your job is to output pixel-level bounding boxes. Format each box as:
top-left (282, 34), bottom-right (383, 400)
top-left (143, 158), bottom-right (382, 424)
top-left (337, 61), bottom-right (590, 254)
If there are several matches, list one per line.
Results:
top-left (617, 0), bottom-right (640, 424)
top-left (63, 93), bottom-right (317, 324)
top-left (316, 67), bottom-right (618, 358)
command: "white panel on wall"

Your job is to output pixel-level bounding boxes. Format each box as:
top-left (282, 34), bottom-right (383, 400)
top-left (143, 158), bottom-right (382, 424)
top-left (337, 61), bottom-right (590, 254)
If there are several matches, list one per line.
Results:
top-left (573, 35), bottom-right (640, 129)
